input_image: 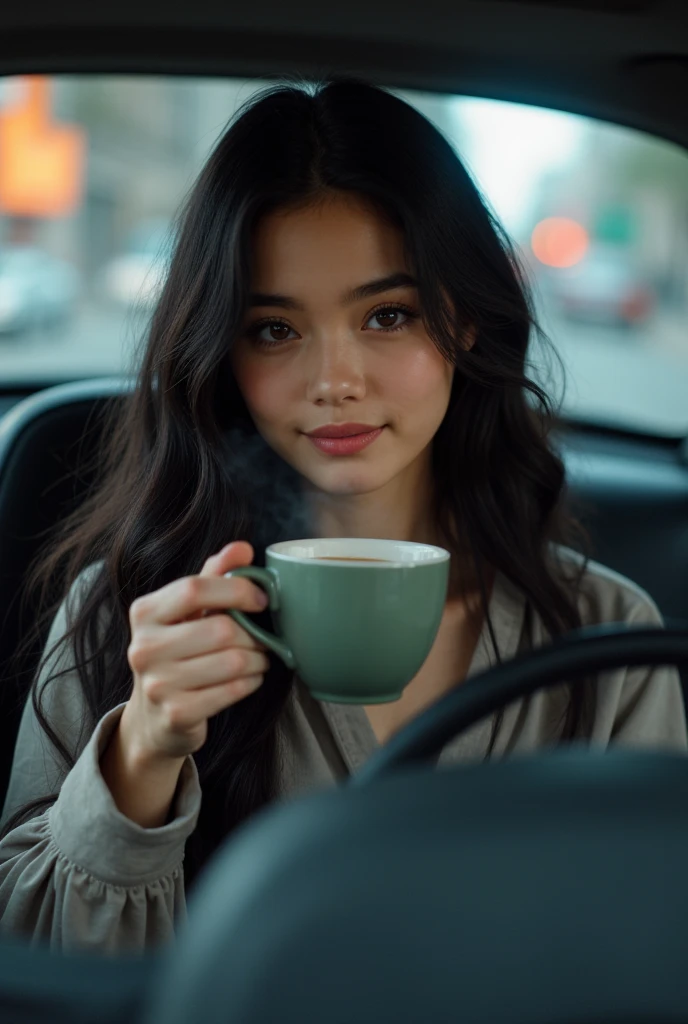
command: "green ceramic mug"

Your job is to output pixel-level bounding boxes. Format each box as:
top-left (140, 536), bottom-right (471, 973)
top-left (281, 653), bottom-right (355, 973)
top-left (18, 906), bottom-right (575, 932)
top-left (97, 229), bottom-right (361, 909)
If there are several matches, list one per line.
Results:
top-left (224, 537), bottom-right (450, 703)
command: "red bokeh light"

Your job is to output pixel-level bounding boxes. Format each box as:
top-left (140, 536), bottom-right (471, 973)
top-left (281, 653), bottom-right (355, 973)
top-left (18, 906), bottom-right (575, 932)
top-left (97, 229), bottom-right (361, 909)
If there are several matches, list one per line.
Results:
top-left (531, 217), bottom-right (589, 268)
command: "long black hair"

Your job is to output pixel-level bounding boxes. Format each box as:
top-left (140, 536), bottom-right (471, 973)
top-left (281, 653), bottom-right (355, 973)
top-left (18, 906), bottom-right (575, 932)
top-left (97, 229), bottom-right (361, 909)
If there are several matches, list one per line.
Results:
top-left (1, 76), bottom-right (593, 893)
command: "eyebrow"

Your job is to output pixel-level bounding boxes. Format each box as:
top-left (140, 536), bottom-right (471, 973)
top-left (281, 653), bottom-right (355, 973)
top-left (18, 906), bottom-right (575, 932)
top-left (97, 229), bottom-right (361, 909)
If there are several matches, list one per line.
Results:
top-left (248, 272), bottom-right (417, 310)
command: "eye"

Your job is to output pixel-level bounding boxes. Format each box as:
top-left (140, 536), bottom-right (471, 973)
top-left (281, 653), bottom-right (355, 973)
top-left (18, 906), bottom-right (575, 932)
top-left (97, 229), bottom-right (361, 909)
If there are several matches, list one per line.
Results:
top-left (245, 318), bottom-right (299, 348)
top-left (364, 303), bottom-right (419, 333)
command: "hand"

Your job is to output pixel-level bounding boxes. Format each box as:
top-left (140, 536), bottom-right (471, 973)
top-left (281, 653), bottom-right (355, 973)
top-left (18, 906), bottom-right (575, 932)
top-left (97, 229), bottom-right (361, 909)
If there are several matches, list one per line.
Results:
top-left (122, 541), bottom-right (270, 761)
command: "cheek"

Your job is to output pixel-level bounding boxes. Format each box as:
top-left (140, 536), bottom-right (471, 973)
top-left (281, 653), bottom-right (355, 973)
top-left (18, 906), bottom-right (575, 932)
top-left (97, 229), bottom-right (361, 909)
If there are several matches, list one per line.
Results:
top-left (234, 361), bottom-right (293, 425)
top-left (383, 347), bottom-right (453, 416)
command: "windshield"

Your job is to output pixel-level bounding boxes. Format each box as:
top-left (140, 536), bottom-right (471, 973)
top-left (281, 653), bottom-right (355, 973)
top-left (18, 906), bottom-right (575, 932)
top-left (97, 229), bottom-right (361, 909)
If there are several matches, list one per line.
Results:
top-left (0, 75), bottom-right (686, 437)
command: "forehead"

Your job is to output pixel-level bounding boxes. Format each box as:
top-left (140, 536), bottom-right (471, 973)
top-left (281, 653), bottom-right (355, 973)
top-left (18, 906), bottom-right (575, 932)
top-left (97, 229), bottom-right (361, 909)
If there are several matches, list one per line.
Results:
top-left (249, 195), bottom-right (407, 290)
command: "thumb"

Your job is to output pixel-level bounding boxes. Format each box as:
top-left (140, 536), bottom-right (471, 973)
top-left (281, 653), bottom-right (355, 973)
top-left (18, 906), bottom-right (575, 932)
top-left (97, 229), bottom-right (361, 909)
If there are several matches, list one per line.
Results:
top-left (186, 541), bottom-right (256, 622)
top-left (200, 540), bottom-right (254, 579)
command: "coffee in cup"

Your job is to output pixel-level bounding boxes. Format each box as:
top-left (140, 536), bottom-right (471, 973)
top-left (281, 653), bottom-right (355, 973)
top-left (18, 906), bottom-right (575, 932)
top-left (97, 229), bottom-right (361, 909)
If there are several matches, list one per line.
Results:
top-left (316, 556), bottom-right (388, 562)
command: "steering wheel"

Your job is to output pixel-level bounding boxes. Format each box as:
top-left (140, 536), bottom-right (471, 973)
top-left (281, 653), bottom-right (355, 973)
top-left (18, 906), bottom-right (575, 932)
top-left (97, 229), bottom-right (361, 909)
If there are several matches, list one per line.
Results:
top-left (353, 622), bottom-right (688, 785)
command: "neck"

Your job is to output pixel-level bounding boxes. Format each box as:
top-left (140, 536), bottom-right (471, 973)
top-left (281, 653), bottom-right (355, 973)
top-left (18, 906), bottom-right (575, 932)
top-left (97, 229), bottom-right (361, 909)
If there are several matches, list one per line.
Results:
top-left (246, 433), bottom-right (487, 597)
top-left (303, 457), bottom-right (440, 548)
top-left (301, 460), bottom-right (487, 605)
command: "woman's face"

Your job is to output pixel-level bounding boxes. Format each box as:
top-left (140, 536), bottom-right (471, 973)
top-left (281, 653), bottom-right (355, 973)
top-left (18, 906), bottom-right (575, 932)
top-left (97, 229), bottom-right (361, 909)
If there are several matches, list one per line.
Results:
top-left (231, 193), bottom-right (456, 500)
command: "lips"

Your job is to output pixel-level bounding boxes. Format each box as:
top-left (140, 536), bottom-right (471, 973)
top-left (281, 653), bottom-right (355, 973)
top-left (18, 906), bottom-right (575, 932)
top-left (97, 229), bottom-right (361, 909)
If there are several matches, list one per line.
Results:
top-left (306, 423), bottom-right (382, 439)
top-left (305, 426), bottom-right (385, 456)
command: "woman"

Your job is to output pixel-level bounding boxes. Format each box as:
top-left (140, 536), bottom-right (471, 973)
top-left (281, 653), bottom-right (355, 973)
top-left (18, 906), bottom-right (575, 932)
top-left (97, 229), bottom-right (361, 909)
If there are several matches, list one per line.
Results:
top-left (0, 76), bottom-right (685, 956)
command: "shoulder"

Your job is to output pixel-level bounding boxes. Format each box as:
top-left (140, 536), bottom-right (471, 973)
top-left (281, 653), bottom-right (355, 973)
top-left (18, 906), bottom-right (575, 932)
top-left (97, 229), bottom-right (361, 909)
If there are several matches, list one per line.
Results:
top-left (543, 546), bottom-right (686, 751)
top-left (39, 560), bottom-right (109, 666)
top-left (25, 561), bottom-right (108, 766)
top-left (549, 543), bottom-right (664, 629)
top-left (63, 560), bottom-right (107, 625)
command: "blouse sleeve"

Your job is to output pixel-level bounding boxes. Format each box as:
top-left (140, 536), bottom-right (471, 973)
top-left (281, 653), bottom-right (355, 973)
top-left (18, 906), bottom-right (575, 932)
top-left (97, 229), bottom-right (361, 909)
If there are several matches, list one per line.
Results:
top-left (592, 593), bottom-right (688, 753)
top-left (0, 564), bottom-right (202, 955)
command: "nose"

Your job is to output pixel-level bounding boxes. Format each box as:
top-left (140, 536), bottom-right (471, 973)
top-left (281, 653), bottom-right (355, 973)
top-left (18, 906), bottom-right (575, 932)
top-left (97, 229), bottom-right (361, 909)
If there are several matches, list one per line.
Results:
top-left (304, 330), bottom-right (367, 406)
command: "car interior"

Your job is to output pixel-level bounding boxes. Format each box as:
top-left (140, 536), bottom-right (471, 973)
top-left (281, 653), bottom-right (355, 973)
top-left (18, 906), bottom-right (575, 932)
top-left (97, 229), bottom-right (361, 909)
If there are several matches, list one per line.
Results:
top-left (0, 0), bottom-right (687, 1021)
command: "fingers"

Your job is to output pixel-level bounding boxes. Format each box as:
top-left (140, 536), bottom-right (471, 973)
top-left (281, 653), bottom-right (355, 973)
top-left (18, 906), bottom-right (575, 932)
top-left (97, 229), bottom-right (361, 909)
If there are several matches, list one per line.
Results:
top-left (157, 674), bottom-right (266, 731)
top-left (130, 612), bottom-right (265, 667)
top-left (140, 646), bottom-right (271, 700)
top-left (130, 572), bottom-right (269, 628)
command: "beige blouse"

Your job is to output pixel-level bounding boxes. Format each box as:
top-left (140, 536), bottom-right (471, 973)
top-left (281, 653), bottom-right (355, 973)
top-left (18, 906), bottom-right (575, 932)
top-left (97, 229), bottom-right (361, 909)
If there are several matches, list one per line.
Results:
top-left (0, 546), bottom-right (685, 955)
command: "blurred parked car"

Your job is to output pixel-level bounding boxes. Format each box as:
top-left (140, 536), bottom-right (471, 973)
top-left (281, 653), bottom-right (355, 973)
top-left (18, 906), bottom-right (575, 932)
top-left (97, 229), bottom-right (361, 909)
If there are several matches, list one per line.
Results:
top-left (99, 219), bottom-right (172, 308)
top-left (0, 247), bottom-right (80, 336)
top-left (544, 249), bottom-right (655, 328)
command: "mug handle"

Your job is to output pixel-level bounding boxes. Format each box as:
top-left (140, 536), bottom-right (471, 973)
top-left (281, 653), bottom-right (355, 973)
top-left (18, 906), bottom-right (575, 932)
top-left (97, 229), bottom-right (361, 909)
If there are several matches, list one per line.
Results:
top-left (223, 567), bottom-right (296, 670)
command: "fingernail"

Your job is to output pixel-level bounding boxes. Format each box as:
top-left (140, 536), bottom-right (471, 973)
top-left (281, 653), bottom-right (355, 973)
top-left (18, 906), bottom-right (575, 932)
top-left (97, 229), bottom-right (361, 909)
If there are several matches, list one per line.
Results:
top-left (257, 591), bottom-right (269, 609)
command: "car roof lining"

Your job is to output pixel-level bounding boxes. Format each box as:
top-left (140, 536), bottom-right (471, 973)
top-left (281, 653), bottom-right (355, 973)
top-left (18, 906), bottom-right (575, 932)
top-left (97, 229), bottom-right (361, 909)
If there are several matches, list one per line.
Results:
top-left (0, 0), bottom-right (686, 149)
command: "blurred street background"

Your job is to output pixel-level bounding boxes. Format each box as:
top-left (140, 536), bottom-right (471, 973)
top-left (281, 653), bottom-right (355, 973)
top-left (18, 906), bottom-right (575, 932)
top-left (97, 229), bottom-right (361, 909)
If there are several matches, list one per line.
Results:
top-left (0, 76), bottom-right (686, 436)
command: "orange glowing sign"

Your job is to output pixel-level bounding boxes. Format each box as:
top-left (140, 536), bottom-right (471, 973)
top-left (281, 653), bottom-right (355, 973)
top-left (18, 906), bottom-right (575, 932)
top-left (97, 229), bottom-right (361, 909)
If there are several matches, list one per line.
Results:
top-left (0, 77), bottom-right (86, 218)
top-left (530, 217), bottom-right (589, 268)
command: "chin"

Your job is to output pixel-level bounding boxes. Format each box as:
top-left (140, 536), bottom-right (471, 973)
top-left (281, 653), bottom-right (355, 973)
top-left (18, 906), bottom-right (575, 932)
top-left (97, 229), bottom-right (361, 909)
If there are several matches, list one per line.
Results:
top-left (310, 468), bottom-right (391, 497)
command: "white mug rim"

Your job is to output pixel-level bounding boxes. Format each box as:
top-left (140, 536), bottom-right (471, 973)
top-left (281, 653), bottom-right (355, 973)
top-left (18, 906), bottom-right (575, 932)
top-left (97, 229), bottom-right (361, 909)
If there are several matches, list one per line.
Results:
top-left (266, 537), bottom-right (450, 567)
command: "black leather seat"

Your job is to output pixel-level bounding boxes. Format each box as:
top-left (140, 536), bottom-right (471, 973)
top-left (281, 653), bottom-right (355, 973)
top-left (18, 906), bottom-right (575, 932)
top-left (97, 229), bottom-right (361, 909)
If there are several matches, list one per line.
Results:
top-left (561, 431), bottom-right (688, 629)
top-left (144, 744), bottom-right (688, 1024)
top-left (0, 378), bottom-right (133, 811)
top-left (0, 936), bottom-right (158, 1024)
